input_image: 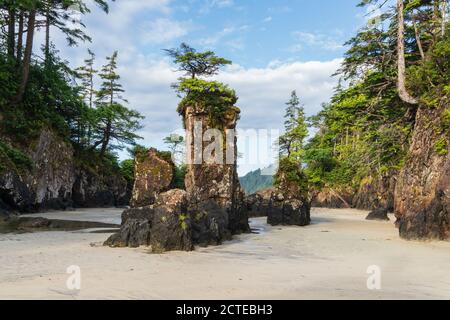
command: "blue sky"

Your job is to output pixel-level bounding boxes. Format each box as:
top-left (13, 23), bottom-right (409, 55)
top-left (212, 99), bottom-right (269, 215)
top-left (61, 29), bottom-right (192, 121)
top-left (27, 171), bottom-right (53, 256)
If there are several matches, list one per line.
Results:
top-left (44, 0), bottom-right (374, 174)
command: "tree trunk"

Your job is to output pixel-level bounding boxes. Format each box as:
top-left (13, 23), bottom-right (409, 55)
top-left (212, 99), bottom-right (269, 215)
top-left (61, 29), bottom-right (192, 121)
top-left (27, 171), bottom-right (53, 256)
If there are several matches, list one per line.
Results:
top-left (7, 8), bottom-right (16, 59)
top-left (100, 121), bottom-right (112, 157)
top-left (443, 0), bottom-right (448, 38)
top-left (45, 3), bottom-right (51, 64)
top-left (13, 10), bottom-right (36, 105)
top-left (413, 15), bottom-right (425, 60)
top-left (17, 11), bottom-right (24, 62)
top-left (397, 0), bottom-right (418, 105)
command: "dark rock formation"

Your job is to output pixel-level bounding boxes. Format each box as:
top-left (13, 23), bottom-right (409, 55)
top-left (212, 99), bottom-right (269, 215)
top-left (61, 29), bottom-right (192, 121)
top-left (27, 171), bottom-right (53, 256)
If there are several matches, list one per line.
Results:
top-left (366, 208), bottom-right (390, 221)
top-left (267, 160), bottom-right (310, 227)
top-left (353, 172), bottom-right (397, 211)
top-left (0, 129), bottom-right (130, 212)
top-left (0, 171), bottom-right (34, 212)
top-left (245, 188), bottom-right (273, 217)
top-left (310, 187), bottom-right (353, 209)
top-left (104, 189), bottom-right (193, 252)
top-left (26, 129), bottom-right (75, 210)
top-left (395, 104), bottom-right (449, 240)
top-left (72, 169), bottom-right (129, 208)
top-left (130, 148), bottom-right (174, 208)
top-left (0, 216), bottom-right (118, 233)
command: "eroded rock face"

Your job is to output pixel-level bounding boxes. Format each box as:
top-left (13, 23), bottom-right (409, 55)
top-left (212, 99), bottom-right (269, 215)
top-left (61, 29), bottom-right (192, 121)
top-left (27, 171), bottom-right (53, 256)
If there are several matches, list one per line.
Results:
top-left (130, 148), bottom-right (174, 208)
top-left (105, 189), bottom-right (193, 252)
top-left (184, 106), bottom-right (250, 243)
top-left (0, 129), bottom-right (131, 212)
top-left (72, 169), bottom-right (129, 208)
top-left (395, 104), bottom-right (450, 240)
top-left (267, 165), bottom-right (311, 227)
top-left (353, 172), bottom-right (397, 211)
top-left (0, 171), bottom-right (34, 212)
top-left (26, 130), bottom-right (76, 210)
top-left (310, 187), bottom-right (353, 209)
top-left (245, 188), bottom-right (273, 217)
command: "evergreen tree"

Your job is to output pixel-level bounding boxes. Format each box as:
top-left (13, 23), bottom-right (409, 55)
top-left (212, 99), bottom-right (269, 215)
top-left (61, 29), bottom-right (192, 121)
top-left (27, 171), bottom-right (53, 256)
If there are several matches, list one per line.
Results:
top-left (165, 43), bottom-right (232, 79)
top-left (91, 51), bottom-right (143, 157)
top-left (279, 91), bottom-right (309, 161)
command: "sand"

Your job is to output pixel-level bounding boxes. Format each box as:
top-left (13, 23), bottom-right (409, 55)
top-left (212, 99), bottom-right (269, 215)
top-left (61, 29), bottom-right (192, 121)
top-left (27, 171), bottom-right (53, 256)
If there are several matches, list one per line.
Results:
top-left (0, 207), bottom-right (449, 300)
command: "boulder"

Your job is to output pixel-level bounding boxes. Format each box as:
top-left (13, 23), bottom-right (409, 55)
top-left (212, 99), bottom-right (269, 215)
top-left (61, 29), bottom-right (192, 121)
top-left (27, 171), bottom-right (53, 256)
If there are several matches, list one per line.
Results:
top-left (268, 191), bottom-right (311, 226)
top-left (105, 189), bottom-right (194, 252)
top-left (267, 159), bottom-right (311, 227)
top-left (395, 104), bottom-right (450, 240)
top-left (130, 148), bottom-right (174, 208)
top-left (245, 188), bottom-right (273, 217)
top-left (366, 208), bottom-right (390, 221)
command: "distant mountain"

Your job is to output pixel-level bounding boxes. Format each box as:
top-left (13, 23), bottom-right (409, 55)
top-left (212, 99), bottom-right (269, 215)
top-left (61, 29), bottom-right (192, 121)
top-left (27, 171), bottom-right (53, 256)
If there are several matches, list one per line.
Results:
top-left (239, 166), bottom-right (275, 195)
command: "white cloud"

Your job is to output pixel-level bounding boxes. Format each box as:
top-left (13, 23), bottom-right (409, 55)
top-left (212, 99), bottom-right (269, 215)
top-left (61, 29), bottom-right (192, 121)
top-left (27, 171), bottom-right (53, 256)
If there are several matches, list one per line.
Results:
top-left (141, 18), bottom-right (193, 44)
top-left (198, 25), bottom-right (248, 47)
top-left (290, 31), bottom-right (345, 52)
top-left (35, 0), bottom-right (343, 174)
top-left (263, 16), bottom-right (273, 23)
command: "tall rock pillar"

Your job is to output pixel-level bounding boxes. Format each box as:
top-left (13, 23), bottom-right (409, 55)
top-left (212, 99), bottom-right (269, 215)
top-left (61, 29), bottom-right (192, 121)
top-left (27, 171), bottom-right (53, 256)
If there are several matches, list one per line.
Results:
top-left (183, 105), bottom-right (250, 246)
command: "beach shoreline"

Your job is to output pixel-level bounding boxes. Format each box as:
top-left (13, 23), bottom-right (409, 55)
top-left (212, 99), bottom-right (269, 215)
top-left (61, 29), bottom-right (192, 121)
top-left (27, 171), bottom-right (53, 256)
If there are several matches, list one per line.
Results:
top-left (1, 208), bottom-right (449, 300)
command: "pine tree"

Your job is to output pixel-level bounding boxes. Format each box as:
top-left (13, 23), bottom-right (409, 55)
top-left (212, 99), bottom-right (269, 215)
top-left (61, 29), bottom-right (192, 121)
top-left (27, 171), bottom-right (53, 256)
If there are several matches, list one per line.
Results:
top-left (75, 49), bottom-right (97, 146)
top-left (91, 51), bottom-right (143, 157)
top-left (279, 91), bottom-right (309, 161)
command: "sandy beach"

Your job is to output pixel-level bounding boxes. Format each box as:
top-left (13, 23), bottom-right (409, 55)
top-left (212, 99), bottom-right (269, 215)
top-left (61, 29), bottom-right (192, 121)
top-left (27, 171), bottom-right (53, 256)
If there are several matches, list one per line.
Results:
top-left (0, 207), bottom-right (449, 300)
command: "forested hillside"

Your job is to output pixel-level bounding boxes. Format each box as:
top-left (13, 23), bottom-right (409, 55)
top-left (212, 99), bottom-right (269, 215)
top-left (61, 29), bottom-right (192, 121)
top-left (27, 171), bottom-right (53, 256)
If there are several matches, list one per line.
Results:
top-left (239, 167), bottom-right (274, 195)
top-left (0, 1), bottom-right (142, 213)
top-left (305, 0), bottom-right (449, 238)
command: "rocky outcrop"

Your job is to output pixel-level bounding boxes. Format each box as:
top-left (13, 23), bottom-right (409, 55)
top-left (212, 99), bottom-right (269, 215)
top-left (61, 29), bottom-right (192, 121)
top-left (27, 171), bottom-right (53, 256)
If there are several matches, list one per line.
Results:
top-left (106, 105), bottom-right (250, 252)
top-left (0, 129), bottom-right (130, 212)
top-left (310, 187), bottom-right (353, 209)
top-left (105, 189), bottom-right (193, 252)
top-left (184, 106), bottom-right (250, 244)
top-left (26, 129), bottom-right (76, 210)
top-left (245, 188), bottom-right (273, 217)
top-left (353, 172), bottom-right (397, 211)
top-left (366, 208), bottom-right (390, 221)
top-left (267, 159), bottom-right (311, 226)
top-left (72, 169), bottom-right (129, 208)
top-left (130, 148), bottom-right (174, 208)
top-left (395, 103), bottom-right (450, 240)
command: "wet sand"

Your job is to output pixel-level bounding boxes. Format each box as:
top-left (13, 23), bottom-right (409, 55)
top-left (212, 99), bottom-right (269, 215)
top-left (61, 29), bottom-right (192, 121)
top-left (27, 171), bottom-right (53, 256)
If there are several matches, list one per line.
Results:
top-left (0, 208), bottom-right (449, 300)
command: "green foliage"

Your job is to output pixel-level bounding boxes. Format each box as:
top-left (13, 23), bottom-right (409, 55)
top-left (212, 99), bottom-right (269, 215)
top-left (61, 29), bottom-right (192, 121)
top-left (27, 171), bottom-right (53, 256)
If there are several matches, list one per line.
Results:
top-left (409, 37), bottom-right (450, 106)
top-left (434, 137), bottom-right (448, 156)
top-left (119, 159), bottom-right (134, 184)
top-left (167, 44), bottom-right (238, 128)
top-left (0, 141), bottom-right (32, 174)
top-left (176, 78), bottom-right (238, 126)
top-left (165, 43), bottom-right (231, 79)
top-left (275, 157), bottom-right (308, 194)
top-left (279, 91), bottom-right (309, 161)
top-left (172, 165), bottom-right (187, 190)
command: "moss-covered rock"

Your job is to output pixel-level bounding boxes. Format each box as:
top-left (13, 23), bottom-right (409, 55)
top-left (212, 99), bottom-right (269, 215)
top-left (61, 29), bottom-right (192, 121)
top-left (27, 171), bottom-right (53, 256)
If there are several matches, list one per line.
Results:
top-left (130, 148), bottom-right (174, 208)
